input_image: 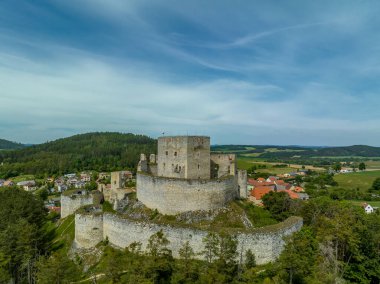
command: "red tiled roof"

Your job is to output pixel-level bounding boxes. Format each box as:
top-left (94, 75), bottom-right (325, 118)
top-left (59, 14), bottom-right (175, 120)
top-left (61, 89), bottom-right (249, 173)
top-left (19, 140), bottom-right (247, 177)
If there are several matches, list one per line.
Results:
top-left (251, 187), bottom-right (273, 200)
top-left (46, 206), bottom-right (61, 213)
top-left (293, 186), bottom-right (304, 192)
top-left (284, 190), bottom-right (300, 199)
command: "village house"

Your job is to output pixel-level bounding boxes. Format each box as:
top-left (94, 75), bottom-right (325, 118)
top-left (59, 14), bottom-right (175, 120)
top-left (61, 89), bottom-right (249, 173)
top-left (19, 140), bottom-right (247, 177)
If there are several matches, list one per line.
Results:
top-left (3, 180), bottom-right (14, 187)
top-left (362, 203), bottom-right (374, 214)
top-left (291, 186), bottom-right (305, 193)
top-left (249, 186), bottom-right (273, 205)
top-left (80, 173), bottom-right (91, 182)
top-left (266, 176), bottom-right (278, 182)
top-left (57, 184), bottom-right (68, 192)
top-left (247, 174), bottom-right (310, 206)
top-left (297, 170), bottom-right (308, 176)
top-left (16, 180), bottom-right (37, 191)
top-left (64, 173), bottom-right (76, 179)
top-left (54, 177), bottom-right (65, 186)
top-left (45, 204), bottom-right (61, 213)
top-left (283, 190), bottom-right (299, 199)
top-left (67, 177), bottom-right (78, 185)
top-left (249, 184), bottom-right (301, 206)
top-left (98, 172), bottom-right (110, 180)
top-left (75, 181), bottom-right (86, 189)
top-left (297, 192), bottom-right (310, 200)
top-left (274, 179), bottom-right (292, 191)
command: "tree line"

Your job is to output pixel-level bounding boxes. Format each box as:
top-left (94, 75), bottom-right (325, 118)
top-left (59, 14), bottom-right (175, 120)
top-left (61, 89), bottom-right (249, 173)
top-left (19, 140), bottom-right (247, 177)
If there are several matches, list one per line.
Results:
top-left (0, 132), bottom-right (157, 178)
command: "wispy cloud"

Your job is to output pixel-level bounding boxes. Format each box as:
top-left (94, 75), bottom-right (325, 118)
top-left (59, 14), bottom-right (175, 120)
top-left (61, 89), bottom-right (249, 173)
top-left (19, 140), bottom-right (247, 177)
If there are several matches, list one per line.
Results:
top-left (0, 1), bottom-right (380, 145)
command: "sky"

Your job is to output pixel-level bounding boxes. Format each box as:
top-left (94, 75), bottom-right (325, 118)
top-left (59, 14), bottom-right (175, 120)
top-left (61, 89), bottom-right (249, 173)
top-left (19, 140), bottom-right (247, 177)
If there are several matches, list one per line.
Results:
top-left (1, 0), bottom-right (380, 146)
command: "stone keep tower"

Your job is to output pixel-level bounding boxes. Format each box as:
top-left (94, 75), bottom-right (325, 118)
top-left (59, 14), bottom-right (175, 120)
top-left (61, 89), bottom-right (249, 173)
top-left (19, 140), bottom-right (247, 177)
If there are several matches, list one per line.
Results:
top-left (157, 136), bottom-right (210, 179)
top-left (137, 135), bottom-right (247, 215)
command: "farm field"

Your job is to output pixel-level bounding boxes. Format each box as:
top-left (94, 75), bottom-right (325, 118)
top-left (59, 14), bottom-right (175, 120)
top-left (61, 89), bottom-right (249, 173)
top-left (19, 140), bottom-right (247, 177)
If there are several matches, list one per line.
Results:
top-left (349, 200), bottom-right (380, 208)
top-left (237, 156), bottom-right (325, 175)
top-left (333, 170), bottom-right (380, 192)
top-left (237, 158), bottom-right (298, 175)
top-left (364, 160), bottom-right (380, 169)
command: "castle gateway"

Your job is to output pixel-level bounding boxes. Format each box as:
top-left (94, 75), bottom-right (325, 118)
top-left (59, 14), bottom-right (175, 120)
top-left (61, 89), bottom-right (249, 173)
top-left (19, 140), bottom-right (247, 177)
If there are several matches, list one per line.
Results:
top-left (137, 136), bottom-right (248, 215)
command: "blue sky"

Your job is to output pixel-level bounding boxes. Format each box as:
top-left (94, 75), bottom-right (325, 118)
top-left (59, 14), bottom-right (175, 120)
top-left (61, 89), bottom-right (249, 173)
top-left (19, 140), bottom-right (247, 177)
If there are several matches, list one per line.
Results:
top-left (1, 0), bottom-right (380, 145)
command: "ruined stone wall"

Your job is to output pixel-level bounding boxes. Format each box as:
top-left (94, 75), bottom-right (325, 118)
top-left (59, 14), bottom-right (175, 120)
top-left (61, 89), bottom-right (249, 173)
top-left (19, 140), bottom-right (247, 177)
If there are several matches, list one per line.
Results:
top-left (75, 213), bottom-right (103, 248)
top-left (238, 169), bottom-right (248, 198)
top-left (75, 214), bottom-right (302, 265)
top-left (103, 188), bottom-right (130, 204)
top-left (157, 136), bottom-right (210, 179)
top-left (61, 194), bottom-right (93, 218)
top-left (136, 172), bottom-right (237, 215)
top-left (210, 154), bottom-right (236, 178)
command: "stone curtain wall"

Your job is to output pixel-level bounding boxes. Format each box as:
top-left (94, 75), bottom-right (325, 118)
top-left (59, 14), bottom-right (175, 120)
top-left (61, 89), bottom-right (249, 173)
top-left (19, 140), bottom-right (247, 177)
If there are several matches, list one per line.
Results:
top-left (75, 213), bottom-right (303, 265)
top-left (61, 194), bottom-right (93, 218)
top-left (237, 218), bottom-right (303, 263)
top-left (75, 213), bottom-right (103, 248)
top-left (136, 172), bottom-right (238, 215)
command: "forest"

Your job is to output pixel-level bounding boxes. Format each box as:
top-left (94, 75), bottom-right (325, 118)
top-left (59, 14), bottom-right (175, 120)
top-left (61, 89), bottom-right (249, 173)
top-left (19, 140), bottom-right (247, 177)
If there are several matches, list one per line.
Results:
top-left (0, 138), bottom-right (25, 150)
top-left (0, 132), bottom-right (156, 178)
top-left (0, 187), bottom-right (379, 284)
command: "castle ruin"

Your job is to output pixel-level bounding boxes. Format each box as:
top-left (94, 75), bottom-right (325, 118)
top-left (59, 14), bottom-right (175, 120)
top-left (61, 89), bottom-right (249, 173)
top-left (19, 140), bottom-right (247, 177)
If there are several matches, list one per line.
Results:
top-left (137, 136), bottom-right (248, 215)
top-left (62, 135), bottom-right (302, 265)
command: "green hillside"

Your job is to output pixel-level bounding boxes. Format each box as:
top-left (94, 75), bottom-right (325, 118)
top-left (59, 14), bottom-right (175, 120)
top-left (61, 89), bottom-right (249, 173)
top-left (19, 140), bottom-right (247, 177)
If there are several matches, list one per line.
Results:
top-left (0, 138), bottom-right (24, 150)
top-left (0, 132), bottom-right (156, 178)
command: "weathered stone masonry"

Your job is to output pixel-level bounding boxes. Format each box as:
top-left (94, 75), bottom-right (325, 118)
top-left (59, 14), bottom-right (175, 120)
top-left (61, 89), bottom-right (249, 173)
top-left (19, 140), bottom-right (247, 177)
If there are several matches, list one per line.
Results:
top-left (75, 212), bottom-right (303, 265)
top-left (61, 193), bottom-right (93, 218)
top-left (137, 136), bottom-right (248, 213)
top-left (137, 172), bottom-right (237, 215)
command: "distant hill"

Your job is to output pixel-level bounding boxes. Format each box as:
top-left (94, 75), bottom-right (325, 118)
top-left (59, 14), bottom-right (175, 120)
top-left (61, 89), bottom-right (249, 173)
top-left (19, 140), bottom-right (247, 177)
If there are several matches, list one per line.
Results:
top-left (0, 139), bottom-right (25, 150)
top-left (260, 145), bottom-right (380, 159)
top-left (0, 132), bottom-right (156, 178)
top-left (211, 144), bottom-right (380, 159)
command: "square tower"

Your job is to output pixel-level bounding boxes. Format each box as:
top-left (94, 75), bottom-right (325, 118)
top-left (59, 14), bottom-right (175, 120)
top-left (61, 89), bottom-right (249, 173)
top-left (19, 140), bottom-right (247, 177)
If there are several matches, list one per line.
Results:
top-left (111, 171), bottom-right (122, 190)
top-left (157, 136), bottom-right (210, 179)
